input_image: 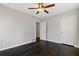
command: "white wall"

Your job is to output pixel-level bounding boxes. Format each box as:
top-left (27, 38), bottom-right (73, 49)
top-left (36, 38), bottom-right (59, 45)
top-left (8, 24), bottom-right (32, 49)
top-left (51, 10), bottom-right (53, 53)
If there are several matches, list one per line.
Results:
top-left (0, 5), bottom-right (37, 51)
top-left (76, 8), bottom-right (79, 47)
top-left (46, 9), bottom-right (77, 46)
top-left (47, 16), bottom-right (61, 43)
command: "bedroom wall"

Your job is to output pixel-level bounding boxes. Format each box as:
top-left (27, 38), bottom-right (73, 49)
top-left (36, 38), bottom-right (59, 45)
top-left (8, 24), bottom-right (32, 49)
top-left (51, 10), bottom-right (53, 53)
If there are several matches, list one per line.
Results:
top-left (46, 9), bottom-right (78, 47)
top-left (76, 8), bottom-right (79, 48)
top-left (46, 15), bottom-right (61, 43)
top-left (0, 5), bottom-right (37, 51)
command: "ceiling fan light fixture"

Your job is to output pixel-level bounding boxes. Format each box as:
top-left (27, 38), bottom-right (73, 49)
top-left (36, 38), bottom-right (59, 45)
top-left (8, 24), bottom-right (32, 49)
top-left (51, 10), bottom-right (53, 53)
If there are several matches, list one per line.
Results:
top-left (38, 8), bottom-right (45, 12)
top-left (28, 3), bottom-right (55, 14)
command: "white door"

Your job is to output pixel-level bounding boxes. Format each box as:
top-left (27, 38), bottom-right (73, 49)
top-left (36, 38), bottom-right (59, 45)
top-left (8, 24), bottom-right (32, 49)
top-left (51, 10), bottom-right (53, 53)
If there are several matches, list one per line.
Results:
top-left (40, 21), bottom-right (46, 40)
top-left (61, 16), bottom-right (76, 46)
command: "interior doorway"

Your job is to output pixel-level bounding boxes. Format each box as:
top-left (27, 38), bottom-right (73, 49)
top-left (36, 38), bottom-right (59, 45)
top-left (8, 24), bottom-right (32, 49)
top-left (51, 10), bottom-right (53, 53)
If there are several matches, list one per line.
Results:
top-left (36, 21), bottom-right (47, 48)
top-left (36, 21), bottom-right (47, 41)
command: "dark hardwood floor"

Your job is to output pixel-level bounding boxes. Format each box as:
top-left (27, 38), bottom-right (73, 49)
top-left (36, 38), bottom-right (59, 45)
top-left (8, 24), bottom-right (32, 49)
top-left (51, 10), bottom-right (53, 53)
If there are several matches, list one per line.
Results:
top-left (0, 40), bottom-right (79, 56)
top-left (23, 40), bottom-right (79, 56)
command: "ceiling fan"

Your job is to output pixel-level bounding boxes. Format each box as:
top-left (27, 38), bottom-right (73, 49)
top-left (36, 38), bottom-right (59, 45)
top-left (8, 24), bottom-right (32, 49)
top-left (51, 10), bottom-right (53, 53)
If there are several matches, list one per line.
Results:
top-left (28, 3), bottom-right (55, 14)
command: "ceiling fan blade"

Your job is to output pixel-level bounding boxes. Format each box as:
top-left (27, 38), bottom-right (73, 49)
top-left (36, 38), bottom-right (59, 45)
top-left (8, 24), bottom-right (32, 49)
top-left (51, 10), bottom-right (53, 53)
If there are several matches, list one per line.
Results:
top-left (38, 3), bottom-right (41, 8)
top-left (28, 8), bottom-right (38, 9)
top-left (38, 3), bottom-right (44, 8)
top-left (36, 11), bottom-right (39, 14)
top-left (44, 10), bottom-right (49, 13)
top-left (41, 3), bottom-right (44, 8)
top-left (44, 4), bottom-right (55, 8)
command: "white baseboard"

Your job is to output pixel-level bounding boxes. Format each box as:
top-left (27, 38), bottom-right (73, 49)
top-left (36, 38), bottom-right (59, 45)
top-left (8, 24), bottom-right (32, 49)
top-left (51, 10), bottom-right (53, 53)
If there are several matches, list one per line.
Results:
top-left (74, 45), bottom-right (79, 48)
top-left (1, 40), bottom-right (78, 51)
top-left (0, 41), bottom-right (34, 51)
top-left (46, 40), bottom-right (61, 44)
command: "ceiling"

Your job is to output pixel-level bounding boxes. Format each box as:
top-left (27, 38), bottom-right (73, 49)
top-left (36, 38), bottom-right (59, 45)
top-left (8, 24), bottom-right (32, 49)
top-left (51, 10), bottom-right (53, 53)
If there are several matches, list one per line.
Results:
top-left (2, 3), bottom-right (79, 19)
